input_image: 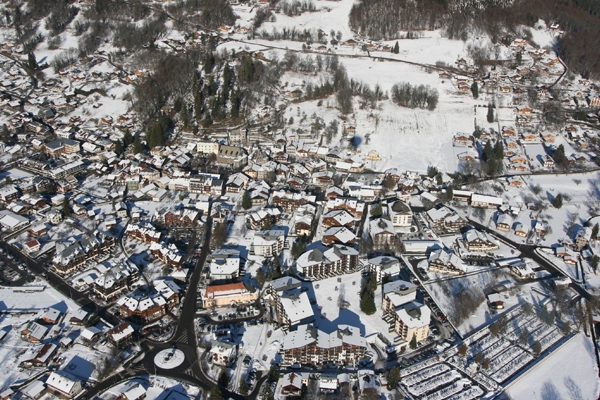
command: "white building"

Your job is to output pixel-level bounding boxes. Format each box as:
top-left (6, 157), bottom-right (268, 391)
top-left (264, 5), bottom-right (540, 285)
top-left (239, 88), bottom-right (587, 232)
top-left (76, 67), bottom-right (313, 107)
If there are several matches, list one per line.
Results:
top-left (209, 249), bottom-right (241, 282)
top-left (388, 200), bottom-right (412, 227)
top-left (252, 229), bottom-right (286, 257)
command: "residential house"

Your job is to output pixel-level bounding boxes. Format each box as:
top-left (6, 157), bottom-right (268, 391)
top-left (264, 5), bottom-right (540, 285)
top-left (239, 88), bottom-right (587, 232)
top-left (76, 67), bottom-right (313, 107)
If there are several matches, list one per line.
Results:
top-left (369, 218), bottom-right (396, 249)
top-left (296, 245), bottom-right (359, 279)
top-left (252, 230), bottom-right (286, 257)
top-left (265, 277), bottom-right (314, 330)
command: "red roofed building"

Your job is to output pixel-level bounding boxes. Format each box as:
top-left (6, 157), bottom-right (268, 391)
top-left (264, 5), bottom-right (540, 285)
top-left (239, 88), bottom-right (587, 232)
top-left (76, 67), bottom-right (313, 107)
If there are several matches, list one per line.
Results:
top-left (200, 283), bottom-right (259, 308)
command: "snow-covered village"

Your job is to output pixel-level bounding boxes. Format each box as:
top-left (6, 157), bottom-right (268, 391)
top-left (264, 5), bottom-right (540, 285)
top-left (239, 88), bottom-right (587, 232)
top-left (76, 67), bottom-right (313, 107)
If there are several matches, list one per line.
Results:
top-left (0, 0), bottom-right (599, 399)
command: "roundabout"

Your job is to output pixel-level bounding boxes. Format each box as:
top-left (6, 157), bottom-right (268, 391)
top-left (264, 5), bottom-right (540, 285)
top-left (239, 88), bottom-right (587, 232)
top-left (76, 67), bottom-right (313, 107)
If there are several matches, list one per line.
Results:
top-left (154, 348), bottom-right (185, 370)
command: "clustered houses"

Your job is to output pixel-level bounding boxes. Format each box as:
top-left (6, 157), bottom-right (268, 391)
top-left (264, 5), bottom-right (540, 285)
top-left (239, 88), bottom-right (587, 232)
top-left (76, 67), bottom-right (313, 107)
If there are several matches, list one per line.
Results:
top-left (199, 282), bottom-right (259, 308)
top-left (52, 233), bottom-right (116, 275)
top-left (426, 206), bottom-right (467, 234)
top-left (252, 229), bottom-right (286, 257)
top-left (281, 324), bottom-right (367, 368)
top-left (296, 245), bottom-right (359, 279)
top-left (117, 280), bottom-right (181, 324)
top-left (428, 248), bottom-right (467, 275)
top-left (248, 207), bottom-right (281, 229)
top-left (161, 208), bottom-right (200, 226)
top-left (271, 190), bottom-right (316, 210)
top-left (150, 242), bottom-right (185, 269)
top-left (325, 197), bottom-right (365, 220)
top-left (93, 264), bottom-right (138, 301)
top-left (126, 223), bottom-right (161, 243)
top-left (367, 255), bottom-right (401, 283)
top-left (209, 248), bottom-right (241, 282)
top-left (382, 281), bottom-right (431, 348)
top-left (265, 277), bottom-right (314, 331)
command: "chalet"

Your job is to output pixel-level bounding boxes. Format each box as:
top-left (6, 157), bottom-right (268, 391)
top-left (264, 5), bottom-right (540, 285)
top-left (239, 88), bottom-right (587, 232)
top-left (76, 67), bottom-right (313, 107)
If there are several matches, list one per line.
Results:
top-left (470, 194), bottom-right (502, 208)
top-left (46, 371), bottom-right (82, 399)
top-left (426, 206), bottom-right (466, 233)
top-left (428, 248), bottom-right (466, 275)
top-left (52, 233), bottom-right (116, 275)
top-left (108, 322), bottom-right (135, 347)
top-left (322, 209), bottom-right (355, 228)
top-left (322, 226), bottom-right (355, 246)
top-left (463, 229), bottom-right (499, 252)
top-left (210, 340), bottom-right (235, 366)
top-left (514, 222), bottom-right (528, 237)
top-left (272, 190), bottom-right (316, 210)
top-left (496, 213), bottom-right (512, 232)
top-left (369, 218), bottom-right (396, 249)
top-left (325, 197), bottom-right (365, 220)
top-left (282, 372), bottom-right (304, 396)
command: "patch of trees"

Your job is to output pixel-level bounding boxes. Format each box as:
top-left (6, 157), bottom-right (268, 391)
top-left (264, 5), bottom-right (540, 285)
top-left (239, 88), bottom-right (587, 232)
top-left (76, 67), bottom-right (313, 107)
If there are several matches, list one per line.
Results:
top-left (481, 139), bottom-right (503, 176)
top-left (78, 21), bottom-right (110, 57)
top-left (552, 144), bottom-right (569, 170)
top-left (113, 17), bottom-right (167, 51)
top-left (134, 52), bottom-right (200, 123)
top-left (146, 114), bottom-right (173, 149)
top-left (279, 0), bottom-right (317, 16)
top-left (349, 0), bottom-right (448, 40)
top-left (390, 82), bottom-right (438, 110)
top-left (253, 7), bottom-right (273, 30)
top-left (45, 3), bottom-right (79, 36)
top-left (195, 0), bottom-right (236, 29)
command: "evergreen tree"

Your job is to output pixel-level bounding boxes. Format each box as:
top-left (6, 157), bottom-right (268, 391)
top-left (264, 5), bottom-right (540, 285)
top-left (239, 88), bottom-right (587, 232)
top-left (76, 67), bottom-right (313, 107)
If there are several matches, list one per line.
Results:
top-left (123, 131), bottom-right (133, 147)
top-left (133, 135), bottom-right (144, 154)
top-left (180, 105), bottom-right (189, 128)
top-left (114, 139), bottom-right (123, 155)
top-left (370, 203), bottom-right (383, 217)
top-left (239, 378), bottom-right (249, 396)
top-left (210, 386), bottom-right (223, 400)
top-left (204, 52), bottom-right (215, 74)
top-left (592, 255), bottom-right (600, 272)
top-left (387, 366), bottom-right (401, 389)
top-left (592, 223), bottom-right (599, 240)
top-left (458, 343), bottom-right (468, 357)
top-left (242, 190), bottom-right (252, 210)
top-left (553, 193), bottom-right (563, 209)
top-left (471, 81), bottom-right (478, 98)
top-left (62, 198), bottom-right (73, 217)
top-left (393, 41), bottom-right (399, 54)
top-left (28, 52), bottom-right (38, 70)
top-left (218, 368), bottom-right (230, 388)
top-left (360, 290), bottom-right (376, 315)
top-left (487, 103), bottom-right (494, 123)
top-left (409, 334), bottom-right (417, 350)
top-left (255, 267), bottom-right (266, 288)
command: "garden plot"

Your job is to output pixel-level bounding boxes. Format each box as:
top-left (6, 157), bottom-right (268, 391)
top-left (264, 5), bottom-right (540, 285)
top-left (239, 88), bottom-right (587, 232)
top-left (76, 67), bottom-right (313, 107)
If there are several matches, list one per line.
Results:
top-left (446, 386), bottom-right (485, 400)
top-left (490, 351), bottom-right (534, 383)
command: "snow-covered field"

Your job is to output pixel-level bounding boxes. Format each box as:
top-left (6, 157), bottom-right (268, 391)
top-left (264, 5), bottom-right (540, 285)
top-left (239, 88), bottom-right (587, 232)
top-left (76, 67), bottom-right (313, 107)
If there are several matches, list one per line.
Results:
top-left (506, 333), bottom-right (599, 399)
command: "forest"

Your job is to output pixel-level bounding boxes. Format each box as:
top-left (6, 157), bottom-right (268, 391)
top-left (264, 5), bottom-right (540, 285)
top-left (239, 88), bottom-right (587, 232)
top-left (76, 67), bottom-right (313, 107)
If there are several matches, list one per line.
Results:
top-left (349, 0), bottom-right (600, 78)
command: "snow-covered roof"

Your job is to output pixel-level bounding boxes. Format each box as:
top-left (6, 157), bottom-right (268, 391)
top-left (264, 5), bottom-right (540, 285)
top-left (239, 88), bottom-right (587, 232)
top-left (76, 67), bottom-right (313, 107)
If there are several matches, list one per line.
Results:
top-left (46, 370), bottom-right (80, 394)
top-left (395, 302), bottom-right (431, 329)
